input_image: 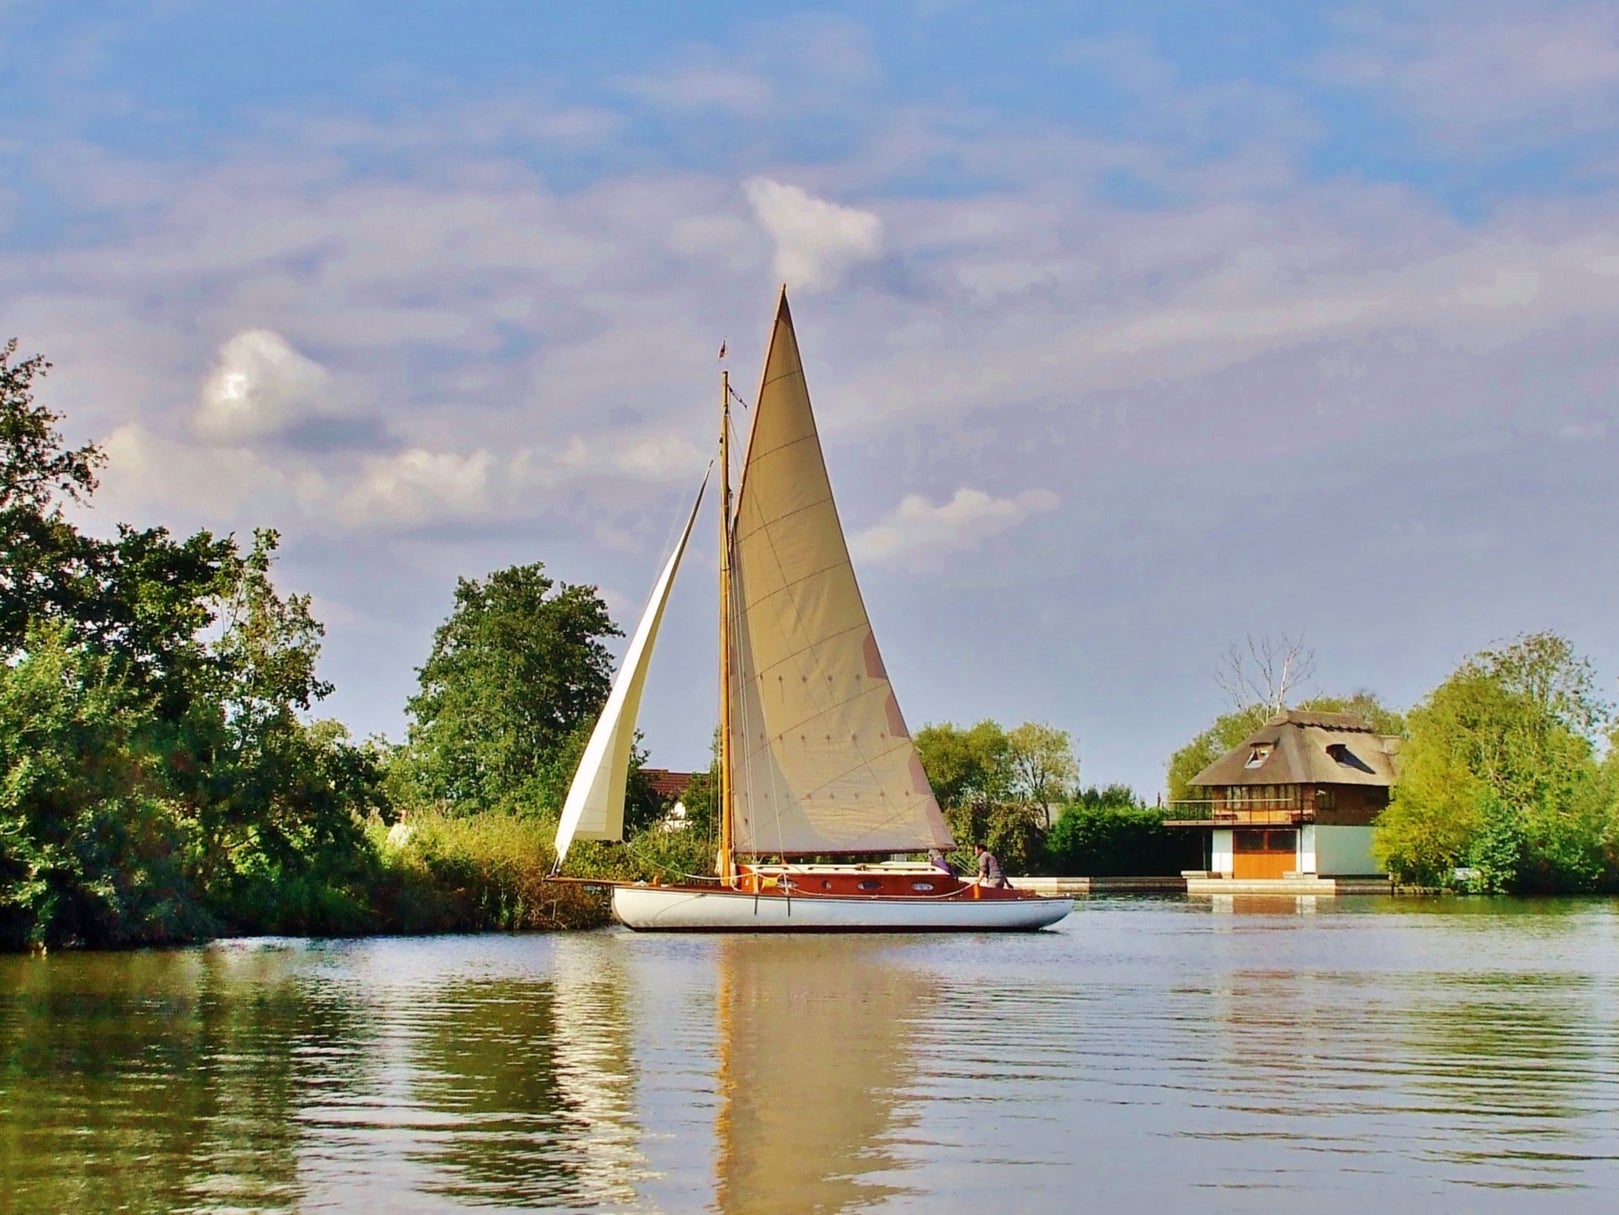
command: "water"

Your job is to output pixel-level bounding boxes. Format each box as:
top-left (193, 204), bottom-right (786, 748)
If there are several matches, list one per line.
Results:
top-left (3, 897), bottom-right (1618, 1213)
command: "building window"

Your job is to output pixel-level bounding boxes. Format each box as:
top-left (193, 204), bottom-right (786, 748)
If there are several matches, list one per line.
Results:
top-left (1245, 744), bottom-right (1273, 769)
top-left (1233, 829), bottom-right (1297, 853)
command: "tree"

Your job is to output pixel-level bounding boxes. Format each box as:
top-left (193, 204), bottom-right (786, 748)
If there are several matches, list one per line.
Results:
top-left (1215, 632), bottom-right (1315, 716)
top-left (918, 719), bottom-right (1072, 872)
top-left (0, 340), bottom-right (105, 652)
top-left (0, 623), bottom-right (208, 949)
top-left (1006, 721), bottom-right (1078, 827)
top-left (0, 346), bottom-right (385, 945)
top-left (1374, 633), bottom-right (1609, 892)
top-left (915, 720), bottom-right (1012, 809)
top-left (405, 564), bottom-right (619, 813)
top-left (185, 531), bottom-right (382, 929)
top-left (1165, 706), bottom-right (1269, 803)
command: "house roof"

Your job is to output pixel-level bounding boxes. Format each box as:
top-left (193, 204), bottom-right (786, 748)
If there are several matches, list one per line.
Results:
top-left (640, 767), bottom-right (701, 802)
top-left (1189, 710), bottom-right (1399, 789)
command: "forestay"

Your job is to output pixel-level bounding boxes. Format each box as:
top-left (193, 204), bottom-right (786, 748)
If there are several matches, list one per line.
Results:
top-left (727, 295), bottom-right (953, 855)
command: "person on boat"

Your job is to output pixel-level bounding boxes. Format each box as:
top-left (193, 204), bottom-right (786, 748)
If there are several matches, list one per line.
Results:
top-left (973, 843), bottom-right (1009, 889)
top-left (928, 848), bottom-right (955, 876)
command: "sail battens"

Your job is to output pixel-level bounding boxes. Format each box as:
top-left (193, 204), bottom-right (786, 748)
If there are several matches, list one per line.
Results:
top-left (734, 557), bottom-right (855, 613)
top-left (761, 367), bottom-right (805, 389)
top-left (737, 681), bottom-right (898, 739)
top-left (731, 495), bottom-right (836, 545)
top-left (740, 428), bottom-right (823, 464)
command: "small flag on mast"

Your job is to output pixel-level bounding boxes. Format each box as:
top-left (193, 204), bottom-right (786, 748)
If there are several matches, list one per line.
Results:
top-left (718, 340), bottom-right (727, 360)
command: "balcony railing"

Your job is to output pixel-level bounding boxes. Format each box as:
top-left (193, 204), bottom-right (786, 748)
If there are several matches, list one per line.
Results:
top-left (1163, 798), bottom-right (1306, 826)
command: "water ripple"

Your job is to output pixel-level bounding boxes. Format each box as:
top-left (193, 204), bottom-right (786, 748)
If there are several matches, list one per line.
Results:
top-left (3, 902), bottom-right (1619, 1211)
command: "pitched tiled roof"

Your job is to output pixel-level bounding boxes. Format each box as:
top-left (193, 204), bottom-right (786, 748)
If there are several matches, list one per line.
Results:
top-left (1189, 710), bottom-right (1399, 789)
top-left (640, 767), bottom-right (700, 802)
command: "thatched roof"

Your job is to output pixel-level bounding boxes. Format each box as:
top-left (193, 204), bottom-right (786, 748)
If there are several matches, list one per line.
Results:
top-left (1189, 710), bottom-right (1398, 789)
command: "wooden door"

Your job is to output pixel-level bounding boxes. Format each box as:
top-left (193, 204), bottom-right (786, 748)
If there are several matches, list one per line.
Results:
top-left (1232, 829), bottom-right (1297, 880)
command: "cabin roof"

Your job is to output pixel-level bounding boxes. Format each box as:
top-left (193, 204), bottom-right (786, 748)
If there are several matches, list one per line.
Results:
top-left (1189, 710), bottom-right (1399, 789)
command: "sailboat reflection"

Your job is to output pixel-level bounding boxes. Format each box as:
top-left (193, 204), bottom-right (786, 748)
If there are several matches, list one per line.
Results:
top-left (399, 937), bottom-right (645, 1209)
top-left (713, 936), bottom-right (929, 1214)
top-left (549, 934), bottom-right (645, 1205)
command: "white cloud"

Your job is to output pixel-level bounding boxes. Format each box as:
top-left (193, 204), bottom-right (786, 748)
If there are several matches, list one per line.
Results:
top-left (97, 422), bottom-right (328, 521)
top-left (743, 177), bottom-right (882, 292)
top-left (850, 487), bottom-right (1059, 571)
top-left (196, 329), bottom-right (335, 442)
top-left (621, 63), bottom-right (772, 112)
top-left (553, 433), bottom-right (708, 482)
top-left (342, 448), bottom-right (495, 526)
top-left (1321, 4), bottom-right (1619, 149)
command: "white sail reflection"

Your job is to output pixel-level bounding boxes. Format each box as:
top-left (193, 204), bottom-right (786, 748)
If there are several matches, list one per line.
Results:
top-left (549, 934), bottom-right (647, 1206)
top-left (712, 936), bottom-right (931, 1213)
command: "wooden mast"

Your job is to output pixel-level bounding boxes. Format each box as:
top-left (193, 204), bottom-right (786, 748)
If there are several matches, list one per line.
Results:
top-left (717, 366), bottom-right (736, 884)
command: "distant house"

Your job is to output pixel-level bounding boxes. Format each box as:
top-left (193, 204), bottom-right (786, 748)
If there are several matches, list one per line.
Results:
top-left (640, 767), bottom-right (698, 805)
top-left (639, 767), bottom-right (703, 828)
top-left (1167, 711), bottom-right (1399, 880)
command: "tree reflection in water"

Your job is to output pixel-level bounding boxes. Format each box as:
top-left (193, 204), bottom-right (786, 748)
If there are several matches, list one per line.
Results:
top-left (0, 944), bottom-right (337, 1211)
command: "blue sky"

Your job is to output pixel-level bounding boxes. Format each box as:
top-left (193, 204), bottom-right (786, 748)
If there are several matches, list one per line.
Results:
top-left (3, 0), bottom-right (1617, 794)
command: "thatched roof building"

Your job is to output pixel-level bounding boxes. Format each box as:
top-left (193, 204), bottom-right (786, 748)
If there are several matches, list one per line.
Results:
top-left (1173, 710), bottom-right (1401, 881)
top-left (1188, 710), bottom-right (1398, 793)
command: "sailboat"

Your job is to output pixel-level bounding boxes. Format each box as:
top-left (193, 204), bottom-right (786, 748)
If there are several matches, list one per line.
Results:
top-left (552, 289), bottom-right (1072, 932)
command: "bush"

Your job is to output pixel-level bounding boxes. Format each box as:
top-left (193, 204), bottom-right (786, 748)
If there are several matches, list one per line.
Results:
top-left (371, 810), bottom-right (612, 932)
top-left (1043, 796), bottom-right (1201, 876)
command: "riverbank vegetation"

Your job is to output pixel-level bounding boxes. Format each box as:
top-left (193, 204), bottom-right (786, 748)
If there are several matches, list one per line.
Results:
top-left (914, 721), bottom-right (1197, 877)
top-left (1372, 633), bottom-right (1619, 894)
top-left (6, 340), bottom-right (1619, 949)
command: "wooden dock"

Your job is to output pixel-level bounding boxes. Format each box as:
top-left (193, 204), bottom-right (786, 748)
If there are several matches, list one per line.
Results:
top-left (1013, 876), bottom-right (1189, 895)
top-left (1013, 875), bottom-right (1401, 896)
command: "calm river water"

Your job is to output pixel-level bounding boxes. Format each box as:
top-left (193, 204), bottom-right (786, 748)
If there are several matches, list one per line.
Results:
top-left (3, 896), bottom-right (1619, 1213)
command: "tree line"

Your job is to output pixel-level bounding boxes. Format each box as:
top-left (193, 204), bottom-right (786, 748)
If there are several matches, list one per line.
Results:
top-left (6, 339), bottom-right (1618, 948)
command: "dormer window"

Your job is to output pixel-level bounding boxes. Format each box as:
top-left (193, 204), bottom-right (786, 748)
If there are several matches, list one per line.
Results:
top-left (1326, 742), bottom-right (1375, 774)
top-left (1244, 744), bottom-right (1272, 769)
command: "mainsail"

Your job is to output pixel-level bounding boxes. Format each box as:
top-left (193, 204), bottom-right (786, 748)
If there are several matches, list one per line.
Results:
top-left (553, 475), bottom-right (708, 869)
top-left (727, 293), bottom-right (953, 855)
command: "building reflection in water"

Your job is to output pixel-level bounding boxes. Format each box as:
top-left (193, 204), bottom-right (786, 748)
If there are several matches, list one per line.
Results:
top-left (712, 936), bottom-right (929, 1215)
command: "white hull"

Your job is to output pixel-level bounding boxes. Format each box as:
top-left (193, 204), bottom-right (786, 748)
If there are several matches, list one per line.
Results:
top-left (612, 885), bottom-right (1073, 932)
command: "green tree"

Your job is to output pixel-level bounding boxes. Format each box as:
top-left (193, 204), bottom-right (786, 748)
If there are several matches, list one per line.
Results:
top-left (1045, 785), bottom-right (1200, 877)
top-left (1374, 633), bottom-right (1609, 892)
top-left (1165, 706), bottom-right (1269, 803)
top-left (915, 720), bottom-right (1012, 809)
top-left (0, 623), bottom-right (208, 949)
top-left (1007, 721), bottom-right (1079, 827)
top-left (0, 341), bottom-right (105, 652)
top-left (405, 564), bottom-right (618, 813)
top-left (187, 531), bottom-right (381, 930)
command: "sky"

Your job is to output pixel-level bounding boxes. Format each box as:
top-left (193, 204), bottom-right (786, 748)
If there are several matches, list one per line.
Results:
top-left (2, 0), bottom-right (1616, 797)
